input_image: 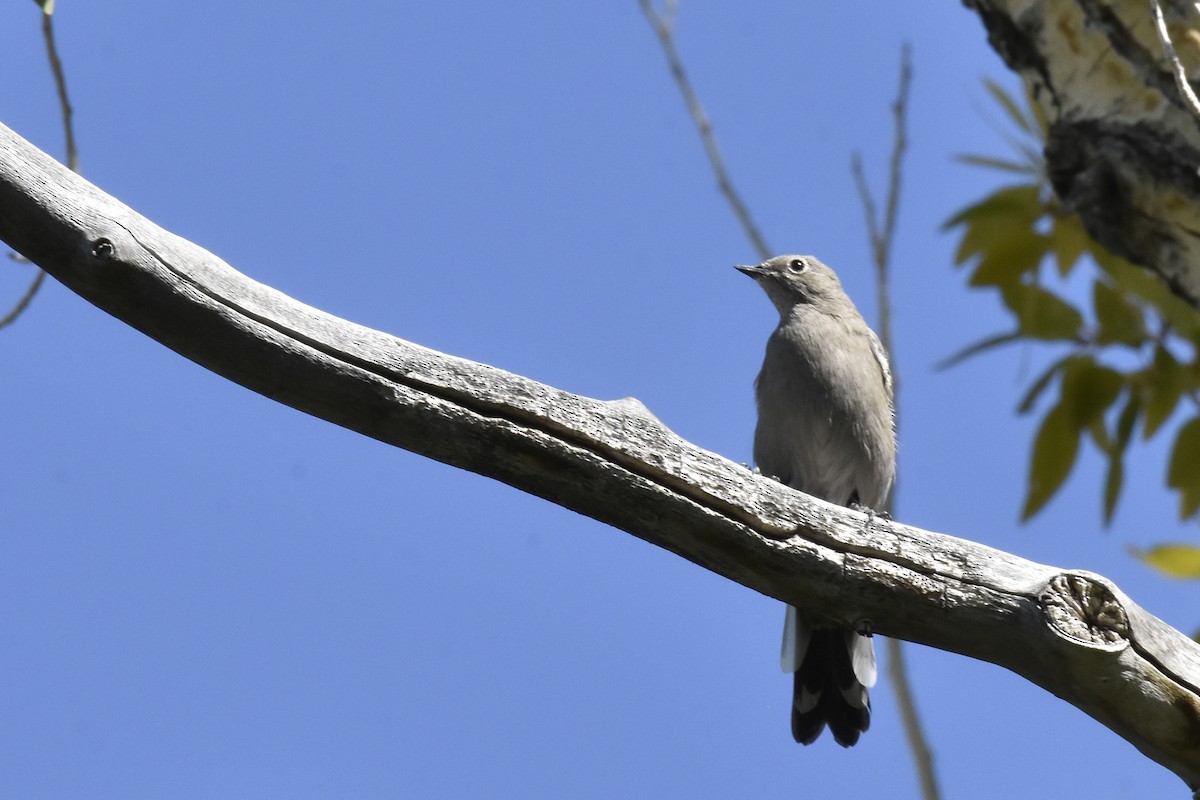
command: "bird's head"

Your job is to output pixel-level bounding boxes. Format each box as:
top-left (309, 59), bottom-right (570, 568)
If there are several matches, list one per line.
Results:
top-left (735, 255), bottom-right (846, 315)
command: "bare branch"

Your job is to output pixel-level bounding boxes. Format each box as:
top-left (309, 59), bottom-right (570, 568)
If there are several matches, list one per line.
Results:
top-left (638, 0), bottom-right (771, 259)
top-left (3, 120), bottom-right (1200, 790)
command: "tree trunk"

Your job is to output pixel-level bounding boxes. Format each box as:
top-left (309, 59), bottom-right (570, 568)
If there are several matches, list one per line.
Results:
top-left (965, 0), bottom-right (1200, 307)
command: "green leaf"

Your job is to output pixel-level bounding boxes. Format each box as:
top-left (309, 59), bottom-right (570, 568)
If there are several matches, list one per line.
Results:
top-left (985, 78), bottom-right (1037, 137)
top-left (1092, 279), bottom-right (1146, 346)
top-left (1013, 141), bottom-right (1043, 171)
top-left (1114, 389), bottom-right (1140, 448)
top-left (954, 153), bottom-right (1039, 176)
top-left (935, 331), bottom-right (1022, 371)
top-left (1048, 214), bottom-right (1089, 277)
top-left (970, 232), bottom-right (1050, 287)
top-left (1017, 355), bottom-right (1073, 414)
top-left (1087, 414), bottom-right (1111, 452)
top-left (1103, 455), bottom-right (1124, 524)
top-left (1024, 81), bottom-right (1050, 135)
top-left (1130, 544), bottom-right (1200, 579)
top-left (1167, 417), bottom-right (1200, 518)
top-left (943, 184), bottom-right (1042, 233)
top-left (945, 184), bottom-right (1047, 285)
top-left (1095, 251), bottom-right (1200, 340)
top-left (1023, 402), bottom-right (1081, 520)
top-left (1142, 345), bottom-right (1186, 439)
top-left (1102, 392), bottom-right (1140, 524)
top-left (1060, 358), bottom-right (1124, 425)
top-left (1001, 284), bottom-right (1083, 340)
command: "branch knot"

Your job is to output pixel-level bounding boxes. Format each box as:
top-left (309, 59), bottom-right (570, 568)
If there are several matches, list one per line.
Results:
top-left (1040, 572), bottom-right (1130, 650)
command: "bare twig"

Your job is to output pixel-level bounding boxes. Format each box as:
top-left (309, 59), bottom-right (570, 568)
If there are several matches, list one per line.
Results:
top-left (4, 3), bottom-right (79, 326)
top-left (852, 44), bottom-right (911, 367)
top-left (41, 5), bottom-right (78, 172)
top-left (886, 639), bottom-right (940, 799)
top-left (853, 44), bottom-right (940, 800)
top-left (638, 0), bottom-right (771, 259)
top-left (0, 268), bottom-right (45, 329)
top-left (1150, 0), bottom-right (1200, 122)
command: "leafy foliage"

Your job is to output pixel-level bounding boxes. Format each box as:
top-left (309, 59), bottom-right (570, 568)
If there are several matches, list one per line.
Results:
top-left (945, 80), bottom-right (1200, 531)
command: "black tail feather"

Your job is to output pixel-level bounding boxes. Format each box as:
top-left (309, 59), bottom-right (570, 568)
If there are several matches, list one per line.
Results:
top-left (790, 628), bottom-right (871, 747)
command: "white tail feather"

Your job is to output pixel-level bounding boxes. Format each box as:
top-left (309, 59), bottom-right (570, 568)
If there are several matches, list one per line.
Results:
top-left (845, 628), bottom-right (878, 688)
top-left (780, 605), bottom-right (811, 674)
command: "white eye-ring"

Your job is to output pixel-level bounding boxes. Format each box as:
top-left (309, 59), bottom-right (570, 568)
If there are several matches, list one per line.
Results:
top-left (787, 258), bottom-right (807, 273)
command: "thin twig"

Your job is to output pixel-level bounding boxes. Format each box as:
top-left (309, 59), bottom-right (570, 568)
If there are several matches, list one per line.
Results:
top-left (638, 0), bottom-right (771, 260)
top-left (41, 7), bottom-right (78, 173)
top-left (4, 4), bottom-right (79, 326)
top-left (0, 269), bottom-right (46, 329)
top-left (853, 44), bottom-right (941, 800)
top-left (886, 638), bottom-right (940, 800)
top-left (852, 43), bottom-right (911, 366)
top-left (1150, 0), bottom-right (1200, 122)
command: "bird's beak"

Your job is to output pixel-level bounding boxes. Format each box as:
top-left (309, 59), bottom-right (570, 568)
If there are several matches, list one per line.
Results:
top-left (735, 264), bottom-right (765, 278)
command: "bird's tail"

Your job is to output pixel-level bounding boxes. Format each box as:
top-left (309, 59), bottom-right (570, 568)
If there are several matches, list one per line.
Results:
top-left (781, 605), bottom-right (876, 747)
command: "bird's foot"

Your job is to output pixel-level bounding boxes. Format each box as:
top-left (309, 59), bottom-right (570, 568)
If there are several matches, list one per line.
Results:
top-left (849, 502), bottom-right (891, 522)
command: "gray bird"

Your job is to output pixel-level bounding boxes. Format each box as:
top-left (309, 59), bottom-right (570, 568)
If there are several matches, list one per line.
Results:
top-left (736, 254), bottom-right (896, 748)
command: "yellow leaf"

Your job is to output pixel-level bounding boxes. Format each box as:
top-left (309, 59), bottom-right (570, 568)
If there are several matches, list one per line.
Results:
top-left (1131, 544), bottom-right (1200, 579)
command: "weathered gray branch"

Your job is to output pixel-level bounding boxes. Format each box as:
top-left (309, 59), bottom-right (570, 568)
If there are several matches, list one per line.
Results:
top-left (3, 121), bottom-right (1200, 790)
top-left (964, 0), bottom-right (1200, 308)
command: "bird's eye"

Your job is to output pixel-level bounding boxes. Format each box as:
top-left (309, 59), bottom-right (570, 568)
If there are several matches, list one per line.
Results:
top-left (787, 258), bottom-right (807, 273)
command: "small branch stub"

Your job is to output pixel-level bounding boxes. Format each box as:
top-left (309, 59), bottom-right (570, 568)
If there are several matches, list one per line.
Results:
top-left (1040, 572), bottom-right (1130, 651)
top-left (91, 237), bottom-right (114, 260)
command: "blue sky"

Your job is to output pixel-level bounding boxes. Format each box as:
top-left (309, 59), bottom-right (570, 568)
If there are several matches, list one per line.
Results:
top-left (1, 2), bottom-right (1195, 797)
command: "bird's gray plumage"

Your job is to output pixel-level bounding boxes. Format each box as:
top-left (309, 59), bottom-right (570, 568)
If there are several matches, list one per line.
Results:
top-left (736, 254), bottom-right (895, 748)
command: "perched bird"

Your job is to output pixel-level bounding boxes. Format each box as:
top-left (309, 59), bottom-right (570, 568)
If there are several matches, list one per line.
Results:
top-left (736, 254), bottom-right (896, 748)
